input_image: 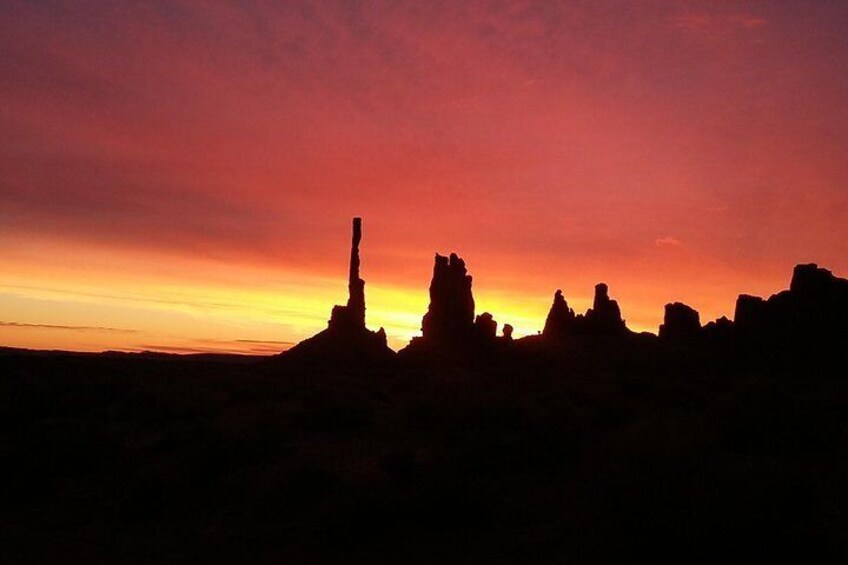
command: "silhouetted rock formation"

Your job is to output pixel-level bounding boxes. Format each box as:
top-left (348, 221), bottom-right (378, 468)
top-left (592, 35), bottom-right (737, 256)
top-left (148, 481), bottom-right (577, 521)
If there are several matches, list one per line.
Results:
top-left (703, 316), bottom-right (734, 341)
top-left (657, 265), bottom-right (848, 350)
top-left (282, 218), bottom-right (393, 364)
top-left (421, 253), bottom-right (475, 342)
top-left (733, 263), bottom-right (848, 354)
top-left (734, 294), bottom-right (765, 332)
top-left (540, 283), bottom-right (630, 342)
top-left (543, 290), bottom-right (576, 339)
top-left (659, 302), bottom-right (701, 340)
top-left (400, 253), bottom-right (512, 360)
top-left (283, 224), bottom-right (847, 367)
top-left (790, 263), bottom-right (847, 297)
top-left (328, 217), bottom-right (366, 332)
top-left (474, 312), bottom-right (498, 340)
top-left (585, 283), bottom-right (627, 335)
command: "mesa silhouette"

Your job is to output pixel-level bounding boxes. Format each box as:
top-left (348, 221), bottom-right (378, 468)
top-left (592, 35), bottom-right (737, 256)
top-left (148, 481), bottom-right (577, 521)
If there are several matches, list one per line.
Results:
top-left (280, 218), bottom-right (848, 366)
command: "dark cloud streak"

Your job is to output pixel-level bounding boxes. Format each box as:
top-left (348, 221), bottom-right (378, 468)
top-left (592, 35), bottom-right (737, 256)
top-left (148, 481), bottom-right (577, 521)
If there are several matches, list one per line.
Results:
top-left (0, 321), bottom-right (137, 333)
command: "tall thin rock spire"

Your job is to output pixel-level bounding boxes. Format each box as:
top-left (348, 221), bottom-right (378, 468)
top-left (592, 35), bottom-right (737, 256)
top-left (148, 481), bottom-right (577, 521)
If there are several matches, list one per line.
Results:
top-left (347, 217), bottom-right (365, 327)
top-left (282, 217), bottom-right (391, 362)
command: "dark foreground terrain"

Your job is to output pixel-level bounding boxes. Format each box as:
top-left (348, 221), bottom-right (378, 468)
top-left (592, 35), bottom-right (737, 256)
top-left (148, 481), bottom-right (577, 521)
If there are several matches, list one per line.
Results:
top-left (2, 347), bottom-right (846, 564)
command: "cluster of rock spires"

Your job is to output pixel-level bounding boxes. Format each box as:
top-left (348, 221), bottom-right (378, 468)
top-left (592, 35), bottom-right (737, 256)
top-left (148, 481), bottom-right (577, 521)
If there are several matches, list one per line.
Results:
top-left (542, 283), bottom-right (628, 339)
top-left (421, 253), bottom-right (475, 343)
top-left (401, 253), bottom-right (514, 359)
top-left (282, 218), bottom-right (848, 364)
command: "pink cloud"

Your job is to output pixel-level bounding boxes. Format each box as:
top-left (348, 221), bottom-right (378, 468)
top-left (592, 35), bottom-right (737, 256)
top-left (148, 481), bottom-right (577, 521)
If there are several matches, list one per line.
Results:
top-left (655, 236), bottom-right (683, 247)
top-left (673, 13), bottom-right (768, 33)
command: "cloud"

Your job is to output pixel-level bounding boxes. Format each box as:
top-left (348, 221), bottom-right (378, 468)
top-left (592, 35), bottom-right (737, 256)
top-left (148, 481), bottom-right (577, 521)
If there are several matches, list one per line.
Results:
top-left (134, 338), bottom-right (294, 355)
top-left (673, 14), bottom-right (767, 33)
top-left (136, 342), bottom-right (287, 355)
top-left (136, 344), bottom-right (236, 354)
top-left (655, 236), bottom-right (683, 247)
top-left (0, 321), bottom-right (136, 333)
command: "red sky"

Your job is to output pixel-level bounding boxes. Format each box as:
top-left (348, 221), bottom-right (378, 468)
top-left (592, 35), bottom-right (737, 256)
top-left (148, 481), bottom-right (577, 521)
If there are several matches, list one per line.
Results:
top-left (2, 0), bottom-right (847, 353)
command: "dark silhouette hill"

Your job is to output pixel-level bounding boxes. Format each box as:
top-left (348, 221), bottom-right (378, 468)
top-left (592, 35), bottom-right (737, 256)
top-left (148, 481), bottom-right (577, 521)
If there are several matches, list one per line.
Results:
top-left (2, 336), bottom-right (846, 563)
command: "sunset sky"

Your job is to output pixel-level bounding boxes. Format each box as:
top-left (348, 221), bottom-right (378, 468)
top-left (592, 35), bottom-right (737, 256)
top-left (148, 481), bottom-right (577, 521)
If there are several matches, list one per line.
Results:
top-left (2, 1), bottom-right (847, 354)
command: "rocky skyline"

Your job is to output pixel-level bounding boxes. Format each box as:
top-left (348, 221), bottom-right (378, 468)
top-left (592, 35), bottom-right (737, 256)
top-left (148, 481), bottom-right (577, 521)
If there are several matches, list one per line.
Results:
top-left (281, 219), bottom-right (848, 362)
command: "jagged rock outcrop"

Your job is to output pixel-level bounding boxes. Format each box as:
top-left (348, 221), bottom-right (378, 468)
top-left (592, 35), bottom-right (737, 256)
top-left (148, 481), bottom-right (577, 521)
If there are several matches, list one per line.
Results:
top-left (540, 283), bottom-right (630, 341)
top-left (400, 253), bottom-right (513, 360)
top-left (733, 263), bottom-right (848, 348)
top-left (421, 253), bottom-right (476, 342)
top-left (790, 263), bottom-right (848, 297)
top-left (787, 263), bottom-right (848, 330)
top-left (703, 315), bottom-right (734, 341)
top-left (659, 264), bottom-right (848, 348)
top-left (282, 218), bottom-right (394, 364)
top-left (733, 294), bottom-right (766, 332)
top-left (543, 290), bottom-right (576, 338)
top-left (585, 283), bottom-right (627, 335)
top-left (659, 302), bottom-right (701, 340)
top-left (474, 312), bottom-right (498, 340)
top-left (284, 223), bottom-right (846, 367)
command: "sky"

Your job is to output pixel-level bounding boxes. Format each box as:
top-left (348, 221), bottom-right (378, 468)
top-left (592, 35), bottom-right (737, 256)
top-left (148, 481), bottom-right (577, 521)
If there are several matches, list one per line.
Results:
top-left (2, 0), bottom-right (848, 354)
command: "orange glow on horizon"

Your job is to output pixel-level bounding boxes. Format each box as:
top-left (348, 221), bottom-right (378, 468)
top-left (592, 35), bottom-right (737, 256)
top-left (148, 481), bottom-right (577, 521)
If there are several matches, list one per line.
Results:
top-left (2, 2), bottom-right (847, 354)
top-left (3, 229), bottom-right (836, 354)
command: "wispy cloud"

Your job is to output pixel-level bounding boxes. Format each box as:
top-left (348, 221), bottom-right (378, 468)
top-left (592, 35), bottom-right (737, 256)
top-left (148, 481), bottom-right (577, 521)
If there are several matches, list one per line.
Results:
top-left (655, 236), bottom-right (683, 247)
top-left (136, 343), bottom-right (283, 355)
top-left (0, 321), bottom-right (137, 333)
top-left (136, 344), bottom-right (235, 354)
top-left (673, 14), bottom-right (768, 33)
top-left (135, 338), bottom-right (293, 355)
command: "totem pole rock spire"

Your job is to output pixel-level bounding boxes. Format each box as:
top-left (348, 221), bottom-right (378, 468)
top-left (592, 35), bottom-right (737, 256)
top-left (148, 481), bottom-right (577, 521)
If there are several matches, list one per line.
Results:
top-left (347, 217), bottom-right (365, 327)
top-left (327, 217), bottom-right (366, 332)
top-left (282, 217), bottom-right (393, 364)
